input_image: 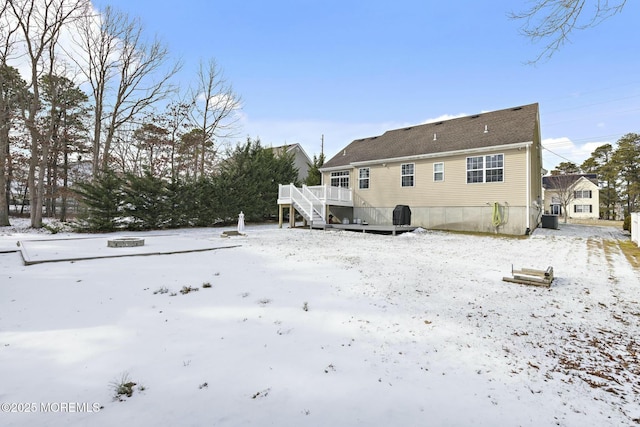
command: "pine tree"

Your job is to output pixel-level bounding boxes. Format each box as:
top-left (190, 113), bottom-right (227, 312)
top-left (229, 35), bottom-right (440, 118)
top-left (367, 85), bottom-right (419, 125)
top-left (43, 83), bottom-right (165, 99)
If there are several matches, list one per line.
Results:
top-left (581, 144), bottom-right (618, 220)
top-left (122, 170), bottom-right (171, 230)
top-left (304, 153), bottom-right (325, 186)
top-left (74, 171), bottom-right (125, 232)
top-left (218, 138), bottom-right (298, 222)
top-left (612, 133), bottom-right (640, 216)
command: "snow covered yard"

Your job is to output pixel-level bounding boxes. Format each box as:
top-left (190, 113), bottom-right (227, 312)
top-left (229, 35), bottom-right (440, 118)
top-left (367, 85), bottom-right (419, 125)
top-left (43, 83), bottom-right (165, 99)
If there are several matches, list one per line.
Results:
top-left (0, 222), bottom-right (638, 426)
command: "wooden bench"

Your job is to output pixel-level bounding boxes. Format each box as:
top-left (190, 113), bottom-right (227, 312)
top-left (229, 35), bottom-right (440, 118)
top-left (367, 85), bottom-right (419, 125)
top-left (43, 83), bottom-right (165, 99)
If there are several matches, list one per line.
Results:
top-left (503, 266), bottom-right (553, 288)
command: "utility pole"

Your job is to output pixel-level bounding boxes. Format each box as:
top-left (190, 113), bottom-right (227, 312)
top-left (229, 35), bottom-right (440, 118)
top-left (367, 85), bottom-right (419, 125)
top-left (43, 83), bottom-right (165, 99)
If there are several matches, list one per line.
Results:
top-left (321, 134), bottom-right (324, 156)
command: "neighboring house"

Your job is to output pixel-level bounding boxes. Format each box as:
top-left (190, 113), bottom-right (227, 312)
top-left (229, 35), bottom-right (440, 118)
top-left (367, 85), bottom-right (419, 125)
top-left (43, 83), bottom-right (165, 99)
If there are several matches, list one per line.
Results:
top-left (278, 103), bottom-right (544, 235)
top-left (542, 174), bottom-right (600, 220)
top-left (271, 143), bottom-right (311, 184)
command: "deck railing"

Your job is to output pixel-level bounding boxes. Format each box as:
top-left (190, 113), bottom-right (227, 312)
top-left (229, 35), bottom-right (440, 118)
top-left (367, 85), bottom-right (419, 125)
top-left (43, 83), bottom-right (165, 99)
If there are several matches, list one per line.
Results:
top-left (288, 185), bottom-right (316, 222)
top-left (278, 183), bottom-right (353, 223)
top-left (305, 184), bottom-right (352, 204)
top-left (301, 186), bottom-right (325, 221)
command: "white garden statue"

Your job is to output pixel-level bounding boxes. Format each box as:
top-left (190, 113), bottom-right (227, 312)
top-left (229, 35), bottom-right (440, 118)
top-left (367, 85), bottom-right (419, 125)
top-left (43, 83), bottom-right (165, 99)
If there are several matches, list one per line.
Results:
top-left (237, 211), bottom-right (245, 233)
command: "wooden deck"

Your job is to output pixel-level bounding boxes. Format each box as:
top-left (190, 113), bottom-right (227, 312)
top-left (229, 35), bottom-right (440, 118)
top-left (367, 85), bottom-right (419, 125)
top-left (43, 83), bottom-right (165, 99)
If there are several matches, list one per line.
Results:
top-left (312, 223), bottom-right (418, 236)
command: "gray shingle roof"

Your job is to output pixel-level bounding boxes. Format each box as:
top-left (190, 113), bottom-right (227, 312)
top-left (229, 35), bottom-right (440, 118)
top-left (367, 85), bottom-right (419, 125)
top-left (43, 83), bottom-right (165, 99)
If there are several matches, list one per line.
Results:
top-left (542, 173), bottom-right (598, 189)
top-left (322, 103), bottom-right (539, 169)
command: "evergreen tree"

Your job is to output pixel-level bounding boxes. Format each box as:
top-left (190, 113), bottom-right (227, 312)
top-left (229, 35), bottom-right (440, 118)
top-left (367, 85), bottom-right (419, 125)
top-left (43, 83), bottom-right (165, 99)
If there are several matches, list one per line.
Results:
top-left (74, 170), bottom-right (125, 232)
top-left (551, 161), bottom-right (580, 175)
top-left (581, 144), bottom-right (618, 219)
top-left (612, 133), bottom-right (640, 215)
top-left (0, 64), bottom-right (28, 226)
top-left (166, 178), bottom-right (193, 228)
top-left (190, 176), bottom-right (222, 227)
top-left (122, 170), bottom-right (171, 230)
top-left (304, 152), bottom-right (325, 186)
top-left (218, 138), bottom-right (298, 222)
top-left (39, 74), bottom-right (90, 220)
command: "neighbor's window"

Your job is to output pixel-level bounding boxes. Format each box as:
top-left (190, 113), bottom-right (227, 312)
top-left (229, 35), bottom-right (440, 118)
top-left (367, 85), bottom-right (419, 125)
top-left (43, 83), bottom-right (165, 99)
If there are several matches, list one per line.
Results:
top-left (401, 163), bottom-right (415, 187)
top-left (359, 167), bottom-right (370, 189)
top-left (574, 205), bottom-right (593, 213)
top-left (330, 170), bottom-right (350, 188)
top-left (433, 162), bottom-right (444, 182)
top-left (466, 154), bottom-right (504, 183)
top-left (574, 190), bottom-right (592, 199)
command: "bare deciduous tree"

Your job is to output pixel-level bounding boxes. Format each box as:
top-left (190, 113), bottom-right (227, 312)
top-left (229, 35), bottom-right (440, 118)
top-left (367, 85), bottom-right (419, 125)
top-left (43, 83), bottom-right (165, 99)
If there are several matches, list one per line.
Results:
top-left (510, 0), bottom-right (627, 62)
top-left (72, 5), bottom-right (121, 177)
top-left (0, 2), bottom-right (23, 226)
top-left (190, 58), bottom-right (240, 179)
top-left (544, 174), bottom-right (581, 223)
top-left (72, 5), bottom-right (180, 176)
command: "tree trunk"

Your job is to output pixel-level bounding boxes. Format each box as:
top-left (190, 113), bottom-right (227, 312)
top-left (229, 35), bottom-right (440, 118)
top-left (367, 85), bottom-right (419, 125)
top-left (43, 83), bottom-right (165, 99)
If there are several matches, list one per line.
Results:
top-left (61, 145), bottom-right (68, 221)
top-left (0, 125), bottom-right (9, 226)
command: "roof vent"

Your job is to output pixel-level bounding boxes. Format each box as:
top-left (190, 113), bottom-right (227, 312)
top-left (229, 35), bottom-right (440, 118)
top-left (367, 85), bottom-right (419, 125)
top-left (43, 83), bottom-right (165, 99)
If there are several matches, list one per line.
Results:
top-left (512, 107), bottom-right (522, 111)
top-left (433, 133), bottom-right (437, 141)
top-left (484, 125), bottom-right (489, 133)
top-left (435, 121), bottom-right (443, 125)
top-left (471, 115), bottom-right (480, 119)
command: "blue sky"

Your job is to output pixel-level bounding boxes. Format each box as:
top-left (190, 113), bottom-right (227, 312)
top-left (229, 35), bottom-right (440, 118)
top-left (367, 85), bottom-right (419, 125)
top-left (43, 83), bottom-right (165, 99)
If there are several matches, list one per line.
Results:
top-left (94, 0), bottom-right (640, 172)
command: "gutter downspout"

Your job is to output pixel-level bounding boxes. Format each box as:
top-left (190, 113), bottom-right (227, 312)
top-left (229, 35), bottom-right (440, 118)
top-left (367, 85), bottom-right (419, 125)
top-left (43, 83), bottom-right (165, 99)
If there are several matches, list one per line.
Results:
top-left (526, 144), bottom-right (531, 233)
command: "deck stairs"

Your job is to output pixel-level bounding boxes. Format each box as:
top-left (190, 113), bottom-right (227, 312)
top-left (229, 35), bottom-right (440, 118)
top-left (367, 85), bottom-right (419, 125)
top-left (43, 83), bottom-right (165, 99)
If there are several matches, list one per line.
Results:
top-left (289, 185), bottom-right (325, 226)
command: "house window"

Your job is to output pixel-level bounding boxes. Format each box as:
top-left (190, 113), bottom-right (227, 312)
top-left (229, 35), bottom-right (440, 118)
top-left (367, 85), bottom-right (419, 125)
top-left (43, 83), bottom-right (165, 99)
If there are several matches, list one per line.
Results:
top-left (485, 154), bottom-right (504, 182)
top-left (359, 167), bottom-right (370, 189)
top-left (401, 163), bottom-right (415, 187)
top-left (330, 170), bottom-right (350, 188)
top-left (574, 190), bottom-right (592, 199)
top-left (466, 154), bottom-right (504, 183)
top-left (433, 162), bottom-right (444, 182)
top-left (466, 156), bottom-right (484, 183)
top-left (574, 205), bottom-right (593, 213)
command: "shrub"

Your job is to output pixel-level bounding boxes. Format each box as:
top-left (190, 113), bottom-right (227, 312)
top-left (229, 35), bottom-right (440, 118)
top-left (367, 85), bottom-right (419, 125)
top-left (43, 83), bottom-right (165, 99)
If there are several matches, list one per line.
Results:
top-left (111, 373), bottom-right (138, 401)
top-left (623, 215), bottom-right (631, 231)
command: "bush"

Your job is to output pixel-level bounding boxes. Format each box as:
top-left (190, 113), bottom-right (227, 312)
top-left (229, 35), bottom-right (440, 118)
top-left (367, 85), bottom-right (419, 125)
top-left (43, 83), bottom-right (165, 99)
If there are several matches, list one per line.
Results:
top-left (623, 215), bottom-right (631, 231)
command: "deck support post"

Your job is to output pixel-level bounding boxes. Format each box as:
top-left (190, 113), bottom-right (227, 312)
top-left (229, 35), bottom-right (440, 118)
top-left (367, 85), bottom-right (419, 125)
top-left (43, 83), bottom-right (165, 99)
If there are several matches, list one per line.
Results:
top-left (289, 205), bottom-right (295, 228)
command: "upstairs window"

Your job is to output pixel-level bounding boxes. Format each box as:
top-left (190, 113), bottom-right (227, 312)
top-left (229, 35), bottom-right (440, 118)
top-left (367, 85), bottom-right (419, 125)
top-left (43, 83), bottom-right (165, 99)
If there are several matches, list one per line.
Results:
top-left (433, 162), bottom-right (444, 182)
top-left (330, 170), bottom-right (350, 188)
top-left (467, 154), bottom-right (504, 183)
top-left (401, 163), bottom-right (415, 187)
top-left (574, 190), bottom-right (592, 199)
top-left (359, 167), bottom-right (370, 189)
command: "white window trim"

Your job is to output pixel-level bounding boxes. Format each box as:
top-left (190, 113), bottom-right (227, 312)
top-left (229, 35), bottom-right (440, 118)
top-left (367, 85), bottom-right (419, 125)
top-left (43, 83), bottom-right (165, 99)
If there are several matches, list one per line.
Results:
top-left (401, 163), bottom-right (415, 187)
top-left (466, 154), bottom-right (504, 184)
top-left (574, 190), bottom-right (592, 199)
top-left (330, 170), bottom-right (350, 188)
top-left (574, 204), bottom-right (593, 213)
top-left (358, 167), bottom-right (370, 190)
top-left (433, 162), bottom-right (444, 182)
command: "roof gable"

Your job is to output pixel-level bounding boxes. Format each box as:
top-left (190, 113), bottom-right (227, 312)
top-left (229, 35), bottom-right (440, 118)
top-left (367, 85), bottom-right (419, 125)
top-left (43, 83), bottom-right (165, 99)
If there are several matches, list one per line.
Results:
top-left (322, 103), bottom-right (539, 169)
top-left (542, 174), bottom-right (598, 190)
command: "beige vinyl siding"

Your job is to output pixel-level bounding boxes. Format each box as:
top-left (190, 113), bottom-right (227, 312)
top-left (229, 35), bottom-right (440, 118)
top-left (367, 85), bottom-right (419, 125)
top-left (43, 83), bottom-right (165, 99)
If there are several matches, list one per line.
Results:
top-left (353, 148), bottom-right (528, 208)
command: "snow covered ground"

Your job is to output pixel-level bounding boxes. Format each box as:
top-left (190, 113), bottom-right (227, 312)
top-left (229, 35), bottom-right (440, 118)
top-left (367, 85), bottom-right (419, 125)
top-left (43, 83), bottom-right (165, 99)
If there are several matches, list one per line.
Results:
top-left (0, 220), bottom-right (638, 426)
